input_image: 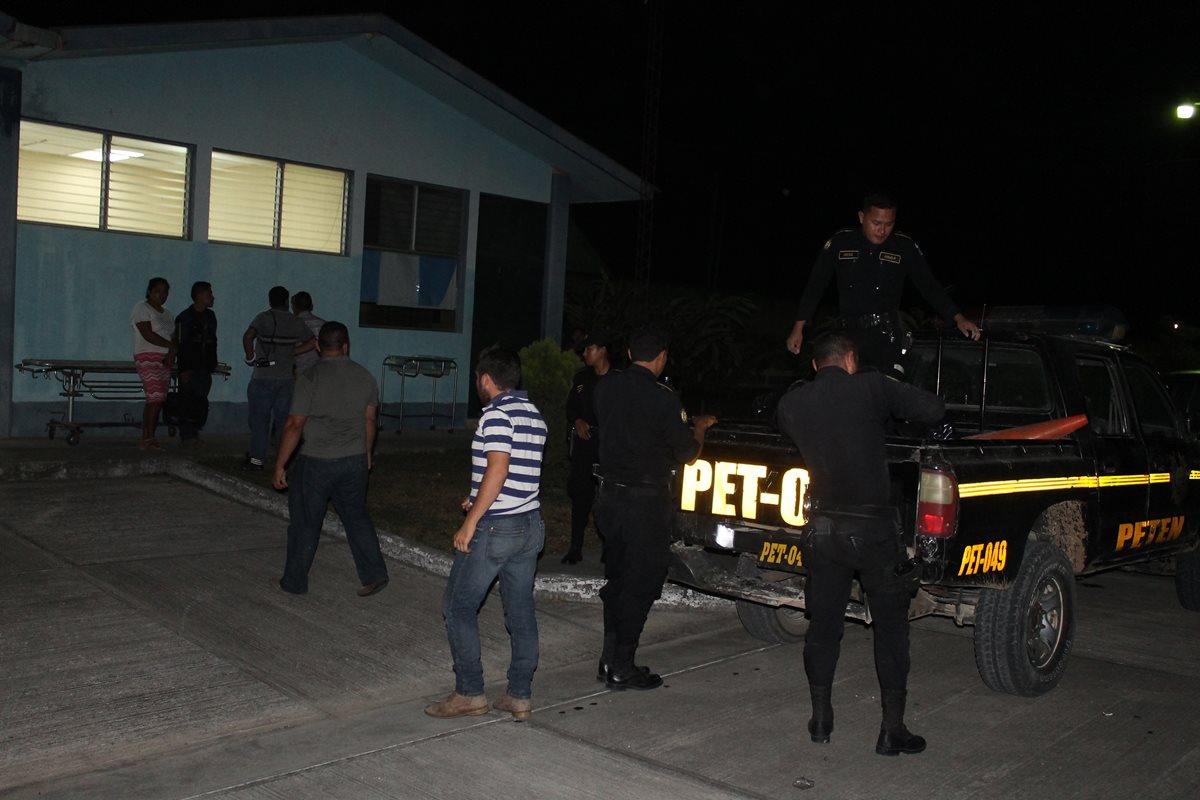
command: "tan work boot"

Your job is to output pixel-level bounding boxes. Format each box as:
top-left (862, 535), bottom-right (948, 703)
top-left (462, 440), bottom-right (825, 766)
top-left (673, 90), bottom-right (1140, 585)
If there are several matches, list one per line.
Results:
top-left (424, 692), bottom-right (490, 718)
top-left (493, 693), bottom-right (532, 721)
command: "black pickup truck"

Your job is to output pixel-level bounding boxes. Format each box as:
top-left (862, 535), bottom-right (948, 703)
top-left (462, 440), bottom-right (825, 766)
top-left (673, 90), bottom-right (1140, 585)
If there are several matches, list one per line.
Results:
top-left (669, 328), bottom-right (1200, 696)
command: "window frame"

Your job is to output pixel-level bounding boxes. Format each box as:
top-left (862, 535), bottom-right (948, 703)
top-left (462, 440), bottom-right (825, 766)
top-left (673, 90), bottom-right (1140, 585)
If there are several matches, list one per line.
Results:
top-left (359, 173), bottom-right (468, 332)
top-left (208, 147), bottom-right (352, 257)
top-left (1120, 359), bottom-right (1182, 439)
top-left (1075, 355), bottom-right (1131, 437)
top-left (17, 118), bottom-right (193, 240)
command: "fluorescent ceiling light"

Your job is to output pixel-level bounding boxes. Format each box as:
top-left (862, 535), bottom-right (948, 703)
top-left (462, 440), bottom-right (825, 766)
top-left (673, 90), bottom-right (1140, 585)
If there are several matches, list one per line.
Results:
top-left (69, 148), bottom-right (145, 162)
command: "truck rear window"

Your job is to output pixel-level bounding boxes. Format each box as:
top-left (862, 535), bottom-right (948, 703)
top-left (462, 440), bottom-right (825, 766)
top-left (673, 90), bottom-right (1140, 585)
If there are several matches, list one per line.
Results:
top-left (909, 344), bottom-right (1052, 412)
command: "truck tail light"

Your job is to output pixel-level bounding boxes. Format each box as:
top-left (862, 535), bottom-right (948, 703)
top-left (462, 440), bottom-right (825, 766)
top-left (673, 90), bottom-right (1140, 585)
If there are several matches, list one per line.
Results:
top-left (917, 467), bottom-right (958, 538)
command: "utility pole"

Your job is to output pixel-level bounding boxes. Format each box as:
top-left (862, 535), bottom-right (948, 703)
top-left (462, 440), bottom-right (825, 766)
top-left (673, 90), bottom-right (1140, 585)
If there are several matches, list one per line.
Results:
top-left (634, 0), bottom-right (664, 287)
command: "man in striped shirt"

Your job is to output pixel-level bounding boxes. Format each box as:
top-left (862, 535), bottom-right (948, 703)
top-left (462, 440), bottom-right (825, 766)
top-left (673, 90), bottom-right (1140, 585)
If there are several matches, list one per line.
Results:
top-left (426, 347), bottom-right (548, 722)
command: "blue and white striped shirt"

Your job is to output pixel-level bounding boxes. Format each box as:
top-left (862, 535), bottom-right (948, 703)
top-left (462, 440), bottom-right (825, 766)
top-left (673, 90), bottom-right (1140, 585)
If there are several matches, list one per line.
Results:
top-left (470, 390), bottom-right (547, 516)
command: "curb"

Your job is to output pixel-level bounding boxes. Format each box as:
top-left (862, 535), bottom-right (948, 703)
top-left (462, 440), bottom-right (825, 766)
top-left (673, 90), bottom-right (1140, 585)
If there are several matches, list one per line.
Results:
top-left (7, 453), bottom-right (729, 609)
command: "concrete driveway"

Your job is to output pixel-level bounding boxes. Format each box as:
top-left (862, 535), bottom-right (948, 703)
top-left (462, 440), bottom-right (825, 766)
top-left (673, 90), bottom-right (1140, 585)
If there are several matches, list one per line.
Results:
top-left (2, 455), bottom-right (1198, 799)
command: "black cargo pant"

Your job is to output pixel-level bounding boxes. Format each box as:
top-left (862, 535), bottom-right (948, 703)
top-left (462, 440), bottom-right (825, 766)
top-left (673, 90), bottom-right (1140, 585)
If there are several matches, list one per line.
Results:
top-left (594, 483), bottom-right (673, 670)
top-left (802, 514), bottom-right (911, 693)
top-left (566, 435), bottom-right (599, 553)
top-left (176, 369), bottom-right (212, 441)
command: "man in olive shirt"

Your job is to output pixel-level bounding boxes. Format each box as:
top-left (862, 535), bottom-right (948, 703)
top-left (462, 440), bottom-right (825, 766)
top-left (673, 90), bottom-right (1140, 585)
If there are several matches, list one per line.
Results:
top-left (272, 321), bottom-right (389, 597)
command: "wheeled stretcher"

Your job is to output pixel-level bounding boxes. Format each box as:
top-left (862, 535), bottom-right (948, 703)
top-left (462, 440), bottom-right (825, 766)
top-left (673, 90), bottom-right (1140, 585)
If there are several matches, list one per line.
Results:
top-left (16, 359), bottom-right (232, 445)
top-left (379, 355), bottom-right (458, 432)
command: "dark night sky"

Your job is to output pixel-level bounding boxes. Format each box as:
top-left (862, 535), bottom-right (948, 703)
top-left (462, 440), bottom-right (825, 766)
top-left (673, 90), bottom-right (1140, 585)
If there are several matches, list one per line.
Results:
top-left (8, 2), bottom-right (1200, 328)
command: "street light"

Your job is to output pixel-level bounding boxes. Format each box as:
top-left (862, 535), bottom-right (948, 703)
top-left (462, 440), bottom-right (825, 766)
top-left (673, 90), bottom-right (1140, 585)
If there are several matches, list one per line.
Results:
top-left (1178, 102), bottom-right (1198, 119)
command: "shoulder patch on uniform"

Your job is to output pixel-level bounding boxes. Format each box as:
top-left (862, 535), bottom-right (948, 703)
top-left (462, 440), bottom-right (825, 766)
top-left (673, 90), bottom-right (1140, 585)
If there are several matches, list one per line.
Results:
top-left (880, 251), bottom-right (901, 264)
top-left (680, 408), bottom-right (688, 423)
top-left (823, 238), bottom-right (833, 250)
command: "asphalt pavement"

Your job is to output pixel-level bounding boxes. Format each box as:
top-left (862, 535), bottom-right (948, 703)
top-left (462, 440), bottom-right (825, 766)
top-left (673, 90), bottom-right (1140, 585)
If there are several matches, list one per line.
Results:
top-left (2, 433), bottom-right (1198, 799)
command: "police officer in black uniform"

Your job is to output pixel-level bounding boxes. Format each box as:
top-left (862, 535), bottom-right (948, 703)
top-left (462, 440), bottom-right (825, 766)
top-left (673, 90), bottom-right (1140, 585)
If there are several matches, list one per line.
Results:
top-left (785, 193), bottom-right (980, 378)
top-left (563, 330), bottom-right (612, 564)
top-left (775, 332), bottom-right (944, 756)
top-left (593, 326), bottom-right (716, 690)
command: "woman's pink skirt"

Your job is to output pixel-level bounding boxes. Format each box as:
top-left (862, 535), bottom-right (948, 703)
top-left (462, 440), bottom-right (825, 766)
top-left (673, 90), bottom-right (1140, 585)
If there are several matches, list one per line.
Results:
top-left (134, 352), bottom-right (170, 403)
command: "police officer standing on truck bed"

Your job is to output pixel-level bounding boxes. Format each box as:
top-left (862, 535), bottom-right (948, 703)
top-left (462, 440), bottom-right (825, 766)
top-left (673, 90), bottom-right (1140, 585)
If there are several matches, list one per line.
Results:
top-left (785, 192), bottom-right (981, 378)
top-left (775, 332), bottom-right (945, 756)
top-left (593, 326), bottom-right (717, 690)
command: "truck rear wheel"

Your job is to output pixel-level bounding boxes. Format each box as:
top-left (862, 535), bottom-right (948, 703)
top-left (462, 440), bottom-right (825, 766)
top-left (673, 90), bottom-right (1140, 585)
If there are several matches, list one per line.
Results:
top-left (1176, 550), bottom-right (1200, 611)
top-left (736, 600), bottom-right (808, 643)
top-left (973, 541), bottom-right (1075, 696)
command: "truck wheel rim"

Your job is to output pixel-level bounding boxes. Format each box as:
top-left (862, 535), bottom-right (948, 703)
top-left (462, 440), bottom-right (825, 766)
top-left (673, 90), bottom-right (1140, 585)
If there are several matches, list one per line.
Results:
top-left (1025, 575), bottom-right (1065, 670)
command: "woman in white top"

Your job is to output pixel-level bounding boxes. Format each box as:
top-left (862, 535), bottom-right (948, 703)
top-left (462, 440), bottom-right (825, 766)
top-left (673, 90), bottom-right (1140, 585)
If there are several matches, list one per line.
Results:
top-left (131, 277), bottom-right (177, 450)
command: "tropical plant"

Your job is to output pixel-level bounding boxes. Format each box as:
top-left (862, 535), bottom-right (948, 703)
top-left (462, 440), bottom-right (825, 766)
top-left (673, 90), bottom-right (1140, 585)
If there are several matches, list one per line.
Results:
top-left (518, 337), bottom-right (581, 449)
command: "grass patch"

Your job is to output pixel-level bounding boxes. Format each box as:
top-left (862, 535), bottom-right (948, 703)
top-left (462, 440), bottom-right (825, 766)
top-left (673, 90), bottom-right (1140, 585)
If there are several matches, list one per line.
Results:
top-left (197, 443), bottom-right (581, 555)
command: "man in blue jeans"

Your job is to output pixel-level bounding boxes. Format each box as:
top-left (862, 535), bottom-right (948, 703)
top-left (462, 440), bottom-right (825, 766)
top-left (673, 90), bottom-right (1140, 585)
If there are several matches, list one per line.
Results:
top-left (242, 286), bottom-right (315, 470)
top-left (426, 347), bottom-right (548, 721)
top-left (271, 321), bottom-right (389, 597)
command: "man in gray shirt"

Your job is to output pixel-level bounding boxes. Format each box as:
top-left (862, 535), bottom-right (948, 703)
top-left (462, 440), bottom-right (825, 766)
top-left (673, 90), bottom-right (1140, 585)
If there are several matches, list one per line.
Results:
top-left (291, 291), bottom-right (325, 375)
top-left (272, 321), bottom-right (390, 597)
top-left (242, 286), bottom-right (316, 469)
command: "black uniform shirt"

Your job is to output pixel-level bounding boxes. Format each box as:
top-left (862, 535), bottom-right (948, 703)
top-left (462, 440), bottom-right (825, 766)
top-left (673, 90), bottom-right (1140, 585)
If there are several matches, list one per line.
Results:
top-left (594, 364), bottom-right (700, 483)
top-left (175, 306), bottom-right (218, 373)
top-left (567, 366), bottom-right (601, 429)
top-left (775, 367), bottom-right (945, 506)
top-left (794, 228), bottom-right (960, 323)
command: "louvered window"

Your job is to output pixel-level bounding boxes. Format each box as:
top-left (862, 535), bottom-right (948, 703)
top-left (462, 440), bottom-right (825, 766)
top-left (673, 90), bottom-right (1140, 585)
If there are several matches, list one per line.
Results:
top-left (209, 151), bottom-right (348, 255)
top-left (360, 175), bottom-right (466, 331)
top-left (17, 120), bottom-right (190, 238)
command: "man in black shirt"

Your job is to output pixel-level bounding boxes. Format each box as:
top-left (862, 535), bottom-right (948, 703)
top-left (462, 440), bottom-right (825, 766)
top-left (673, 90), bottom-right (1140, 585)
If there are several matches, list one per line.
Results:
top-left (785, 193), bottom-right (980, 378)
top-left (563, 329), bottom-right (612, 565)
top-left (174, 281), bottom-right (218, 446)
top-left (593, 326), bottom-right (716, 690)
top-left (775, 332), bottom-right (944, 756)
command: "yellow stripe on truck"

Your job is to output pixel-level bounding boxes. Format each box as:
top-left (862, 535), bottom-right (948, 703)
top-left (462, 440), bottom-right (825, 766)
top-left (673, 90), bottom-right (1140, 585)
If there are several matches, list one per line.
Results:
top-left (960, 472), bottom-right (1176, 498)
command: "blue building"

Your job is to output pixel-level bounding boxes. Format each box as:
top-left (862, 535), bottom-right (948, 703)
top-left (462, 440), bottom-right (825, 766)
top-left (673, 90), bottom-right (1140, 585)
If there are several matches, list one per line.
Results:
top-left (0, 12), bottom-right (640, 437)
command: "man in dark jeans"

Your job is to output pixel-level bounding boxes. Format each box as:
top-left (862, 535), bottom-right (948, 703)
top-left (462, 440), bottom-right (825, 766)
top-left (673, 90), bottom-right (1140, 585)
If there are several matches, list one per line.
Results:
top-left (242, 285), bottom-right (315, 470)
top-left (271, 321), bottom-right (389, 598)
top-left (174, 281), bottom-right (218, 446)
top-left (775, 332), bottom-right (944, 756)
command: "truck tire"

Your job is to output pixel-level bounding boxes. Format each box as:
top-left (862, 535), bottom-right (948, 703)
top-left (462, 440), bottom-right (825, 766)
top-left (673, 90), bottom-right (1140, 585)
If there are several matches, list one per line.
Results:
top-left (736, 600), bottom-right (808, 643)
top-left (973, 541), bottom-right (1075, 696)
top-left (1176, 550), bottom-right (1200, 611)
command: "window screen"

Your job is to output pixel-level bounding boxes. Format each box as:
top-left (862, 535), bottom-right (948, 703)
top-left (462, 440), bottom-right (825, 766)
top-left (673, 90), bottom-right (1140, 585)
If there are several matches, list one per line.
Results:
top-left (210, 150), bottom-right (347, 254)
top-left (360, 174), bottom-right (466, 331)
top-left (209, 152), bottom-right (277, 247)
top-left (17, 120), bottom-right (189, 237)
top-left (107, 136), bottom-right (190, 236)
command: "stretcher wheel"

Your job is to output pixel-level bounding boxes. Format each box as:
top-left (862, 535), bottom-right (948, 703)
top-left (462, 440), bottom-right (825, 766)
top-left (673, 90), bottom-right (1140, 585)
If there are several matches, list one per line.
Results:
top-left (66, 431), bottom-right (80, 446)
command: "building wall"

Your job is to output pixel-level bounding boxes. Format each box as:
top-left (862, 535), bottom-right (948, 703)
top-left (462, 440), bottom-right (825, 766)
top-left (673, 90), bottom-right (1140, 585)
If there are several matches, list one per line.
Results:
top-left (11, 39), bottom-right (554, 435)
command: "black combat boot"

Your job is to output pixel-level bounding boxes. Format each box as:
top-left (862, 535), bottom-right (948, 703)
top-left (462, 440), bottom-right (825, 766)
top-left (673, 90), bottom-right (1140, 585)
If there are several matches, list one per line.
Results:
top-left (807, 684), bottom-right (833, 743)
top-left (875, 689), bottom-right (926, 756)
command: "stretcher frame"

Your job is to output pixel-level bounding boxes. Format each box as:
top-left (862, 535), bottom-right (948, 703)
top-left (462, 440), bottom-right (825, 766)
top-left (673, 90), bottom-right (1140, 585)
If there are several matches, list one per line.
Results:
top-left (16, 358), bottom-right (232, 445)
top-left (379, 355), bottom-right (458, 433)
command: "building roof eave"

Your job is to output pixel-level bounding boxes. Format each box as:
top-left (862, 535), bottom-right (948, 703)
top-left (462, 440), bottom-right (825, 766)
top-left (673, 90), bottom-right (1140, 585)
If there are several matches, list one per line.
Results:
top-left (11, 12), bottom-right (643, 203)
